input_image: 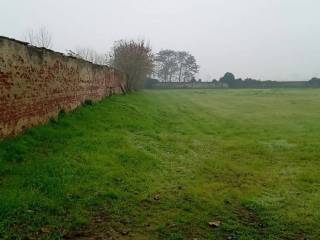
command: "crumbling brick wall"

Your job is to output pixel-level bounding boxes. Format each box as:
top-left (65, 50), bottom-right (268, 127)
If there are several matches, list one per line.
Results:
top-left (0, 36), bottom-right (126, 138)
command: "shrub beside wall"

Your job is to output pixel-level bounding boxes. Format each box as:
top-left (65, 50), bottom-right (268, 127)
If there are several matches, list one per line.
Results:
top-left (0, 36), bottom-right (126, 138)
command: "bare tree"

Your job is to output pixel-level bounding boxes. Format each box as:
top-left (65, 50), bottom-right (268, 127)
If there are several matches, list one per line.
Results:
top-left (67, 47), bottom-right (107, 65)
top-left (109, 39), bottom-right (154, 91)
top-left (25, 26), bottom-right (53, 48)
top-left (155, 50), bottom-right (178, 82)
top-left (182, 54), bottom-right (199, 82)
top-left (176, 51), bottom-right (188, 82)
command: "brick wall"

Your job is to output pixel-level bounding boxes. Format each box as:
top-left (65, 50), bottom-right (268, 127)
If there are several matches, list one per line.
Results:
top-left (0, 36), bottom-right (126, 138)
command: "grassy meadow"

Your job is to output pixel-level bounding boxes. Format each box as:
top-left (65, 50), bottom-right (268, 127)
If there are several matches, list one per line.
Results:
top-left (0, 89), bottom-right (320, 239)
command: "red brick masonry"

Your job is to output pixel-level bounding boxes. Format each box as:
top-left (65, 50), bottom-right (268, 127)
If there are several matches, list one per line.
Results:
top-left (0, 36), bottom-right (126, 138)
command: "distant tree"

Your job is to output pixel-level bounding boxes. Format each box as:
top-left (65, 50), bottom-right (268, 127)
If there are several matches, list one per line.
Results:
top-left (190, 76), bottom-right (197, 83)
top-left (219, 72), bottom-right (236, 87)
top-left (176, 51), bottom-right (188, 82)
top-left (25, 26), bottom-right (53, 48)
top-left (220, 72), bottom-right (235, 81)
top-left (243, 78), bottom-right (262, 88)
top-left (67, 47), bottom-right (107, 65)
top-left (155, 50), bottom-right (199, 82)
top-left (109, 39), bottom-right (154, 91)
top-left (218, 73), bottom-right (317, 89)
top-left (155, 50), bottom-right (178, 82)
top-left (309, 77), bottom-right (320, 87)
top-left (182, 54), bottom-right (199, 82)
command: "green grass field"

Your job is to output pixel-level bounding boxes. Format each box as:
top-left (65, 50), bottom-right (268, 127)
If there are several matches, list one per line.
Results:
top-left (1, 89), bottom-right (320, 240)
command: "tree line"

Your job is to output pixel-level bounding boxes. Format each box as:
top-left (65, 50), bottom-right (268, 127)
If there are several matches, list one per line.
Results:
top-left (218, 72), bottom-right (320, 88)
top-left (24, 27), bottom-right (320, 91)
top-left (25, 27), bottom-right (202, 92)
top-left (25, 27), bottom-right (154, 92)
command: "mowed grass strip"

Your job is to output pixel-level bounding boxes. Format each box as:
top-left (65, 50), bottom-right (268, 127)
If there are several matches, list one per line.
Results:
top-left (0, 89), bottom-right (320, 239)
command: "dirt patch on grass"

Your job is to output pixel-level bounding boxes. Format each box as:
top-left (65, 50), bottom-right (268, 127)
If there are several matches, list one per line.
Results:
top-left (64, 212), bottom-right (115, 240)
top-left (236, 206), bottom-right (267, 236)
top-left (64, 210), bottom-right (152, 240)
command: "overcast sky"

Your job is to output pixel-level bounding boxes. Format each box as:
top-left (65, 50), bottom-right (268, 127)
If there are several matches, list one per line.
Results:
top-left (1, 0), bottom-right (319, 81)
